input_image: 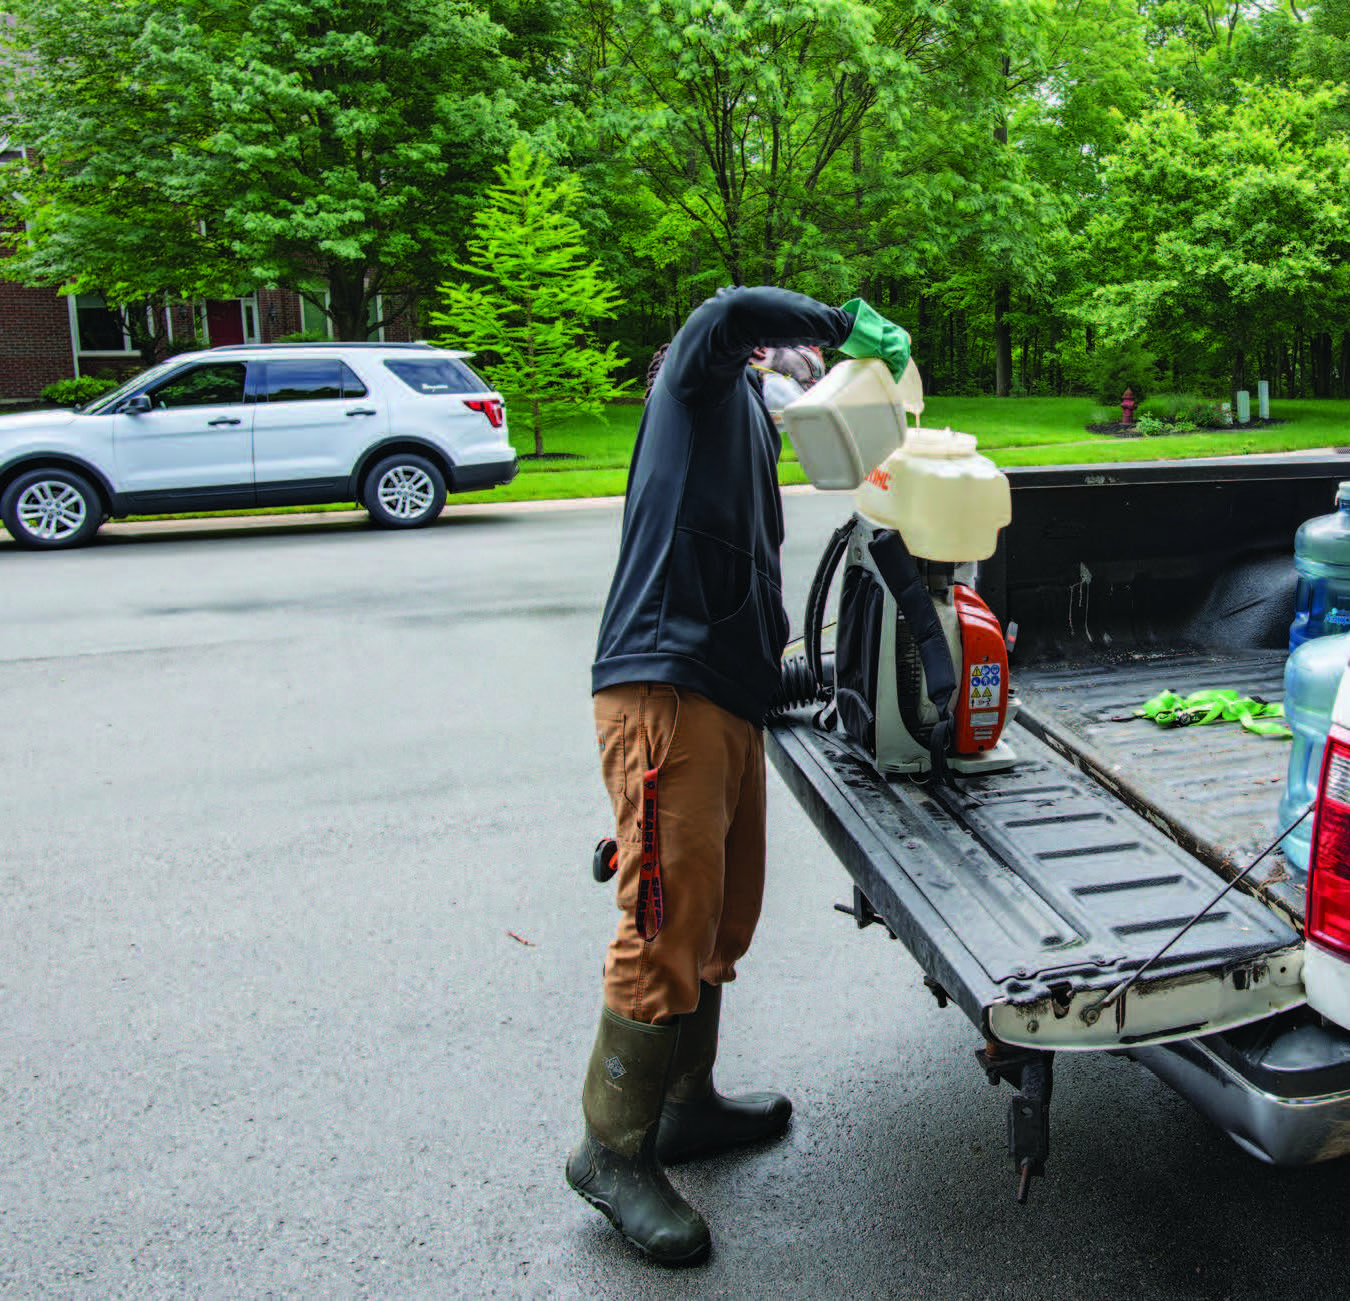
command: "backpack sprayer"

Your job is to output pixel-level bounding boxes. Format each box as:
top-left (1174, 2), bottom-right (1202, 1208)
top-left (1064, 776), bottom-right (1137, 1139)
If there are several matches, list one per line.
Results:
top-left (593, 356), bottom-right (1017, 885)
top-left (775, 358), bottom-right (1016, 781)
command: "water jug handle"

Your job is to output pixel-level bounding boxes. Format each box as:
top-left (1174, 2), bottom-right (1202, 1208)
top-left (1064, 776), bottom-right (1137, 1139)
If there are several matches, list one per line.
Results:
top-left (896, 360), bottom-right (924, 430)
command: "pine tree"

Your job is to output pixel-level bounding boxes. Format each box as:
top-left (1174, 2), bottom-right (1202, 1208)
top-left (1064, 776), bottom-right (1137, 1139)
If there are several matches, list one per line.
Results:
top-left (431, 142), bottom-right (630, 457)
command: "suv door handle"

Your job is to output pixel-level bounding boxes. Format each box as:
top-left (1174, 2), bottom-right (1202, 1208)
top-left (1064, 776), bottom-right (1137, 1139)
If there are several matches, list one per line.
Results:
top-left (346, 407), bottom-right (377, 417)
top-left (208, 417), bottom-right (242, 426)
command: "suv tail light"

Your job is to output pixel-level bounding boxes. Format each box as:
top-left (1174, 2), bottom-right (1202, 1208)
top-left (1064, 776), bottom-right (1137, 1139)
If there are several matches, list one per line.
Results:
top-left (463, 398), bottom-right (505, 428)
top-left (1308, 723), bottom-right (1350, 958)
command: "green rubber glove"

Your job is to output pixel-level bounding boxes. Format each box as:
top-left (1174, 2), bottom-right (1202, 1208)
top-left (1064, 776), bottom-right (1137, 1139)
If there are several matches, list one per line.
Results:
top-left (839, 298), bottom-right (912, 382)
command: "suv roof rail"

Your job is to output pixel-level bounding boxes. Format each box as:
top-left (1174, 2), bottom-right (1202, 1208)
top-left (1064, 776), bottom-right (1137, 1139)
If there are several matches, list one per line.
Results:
top-left (210, 341), bottom-right (441, 351)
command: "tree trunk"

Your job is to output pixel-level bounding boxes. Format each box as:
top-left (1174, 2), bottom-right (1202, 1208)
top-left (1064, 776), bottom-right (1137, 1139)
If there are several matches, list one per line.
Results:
top-left (328, 267), bottom-right (372, 340)
top-left (1314, 331), bottom-right (1334, 398)
top-left (1231, 346), bottom-right (1246, 413)
top-left (114, 296), bottom-right (170, 365)
top-left (993, 282), bottom-right (1012, 397)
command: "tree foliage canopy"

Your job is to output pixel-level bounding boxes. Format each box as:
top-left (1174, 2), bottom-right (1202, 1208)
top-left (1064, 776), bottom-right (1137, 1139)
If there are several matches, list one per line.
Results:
top-left (3, 0), bottom-right (1350, 401)
top-left (2, 0), bottom-right (521, 337)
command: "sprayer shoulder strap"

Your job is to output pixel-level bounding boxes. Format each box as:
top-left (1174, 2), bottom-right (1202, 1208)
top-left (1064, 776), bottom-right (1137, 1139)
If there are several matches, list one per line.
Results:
top-left (865, 528), bottom-right (958, 782)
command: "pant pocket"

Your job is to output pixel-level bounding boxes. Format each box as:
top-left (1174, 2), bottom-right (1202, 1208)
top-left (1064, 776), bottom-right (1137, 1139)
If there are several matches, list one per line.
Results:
top-left (595, 708), bottom-right (641, 823)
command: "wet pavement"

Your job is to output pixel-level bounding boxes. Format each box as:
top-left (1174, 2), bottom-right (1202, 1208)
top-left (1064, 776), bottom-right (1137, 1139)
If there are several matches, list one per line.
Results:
top-left (2, 494), bottom-right (1348, 1299)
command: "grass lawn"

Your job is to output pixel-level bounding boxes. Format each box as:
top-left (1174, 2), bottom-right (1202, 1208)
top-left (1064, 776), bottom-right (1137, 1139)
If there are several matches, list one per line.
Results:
top-left (448, 395), bottom-right (1350, 505)
top-left (125, 395), bottom-right (1350, 523)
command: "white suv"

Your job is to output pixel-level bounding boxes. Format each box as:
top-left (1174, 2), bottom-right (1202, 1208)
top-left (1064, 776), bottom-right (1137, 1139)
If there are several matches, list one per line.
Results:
top-left (0, 342), bottom-right (518, 549)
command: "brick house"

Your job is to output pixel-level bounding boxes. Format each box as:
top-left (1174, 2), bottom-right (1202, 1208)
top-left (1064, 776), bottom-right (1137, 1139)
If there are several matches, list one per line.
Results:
top-left (0, 280), bottom-right (422, 401)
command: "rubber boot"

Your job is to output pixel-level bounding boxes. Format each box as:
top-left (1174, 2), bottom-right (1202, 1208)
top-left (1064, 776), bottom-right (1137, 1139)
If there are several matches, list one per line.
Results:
top-left (565, 1007), bottom-right (711, 1267)
top-left (655, 982), bottom-right (792, 1165)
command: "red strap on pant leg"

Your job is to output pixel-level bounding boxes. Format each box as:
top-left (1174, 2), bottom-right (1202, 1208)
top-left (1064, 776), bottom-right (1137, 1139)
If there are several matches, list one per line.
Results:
top-left (635, 765), bottom-right (664, 941)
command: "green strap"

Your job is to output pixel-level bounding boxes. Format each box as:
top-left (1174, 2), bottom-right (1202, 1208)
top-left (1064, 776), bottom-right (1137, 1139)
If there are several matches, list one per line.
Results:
top-left (1137, 689), bottom-right (1291, 738)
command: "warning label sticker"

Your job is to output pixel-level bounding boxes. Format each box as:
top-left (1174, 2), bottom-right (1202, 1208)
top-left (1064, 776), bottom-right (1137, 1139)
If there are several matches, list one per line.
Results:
top-left (968, 662), bottom-right (1002, 711)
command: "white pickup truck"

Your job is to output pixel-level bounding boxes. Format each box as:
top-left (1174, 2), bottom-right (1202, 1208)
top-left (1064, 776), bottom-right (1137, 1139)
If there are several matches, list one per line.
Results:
top-left (770, 453), bottom-right (1350, 1200)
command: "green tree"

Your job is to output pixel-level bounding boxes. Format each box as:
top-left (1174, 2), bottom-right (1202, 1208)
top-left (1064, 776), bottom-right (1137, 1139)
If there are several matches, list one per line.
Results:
top-left (431, 142), bottom-right (632, 457)
top-left (1, 0), bottom-right (521, 340)
top-left (578, 0), bottom-right (1037, 298)
top-left (1078, 82), bottom-right (1350, 401)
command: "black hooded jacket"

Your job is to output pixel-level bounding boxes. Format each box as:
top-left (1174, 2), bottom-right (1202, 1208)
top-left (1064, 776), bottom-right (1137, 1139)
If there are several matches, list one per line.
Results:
top-left (592, 286), bottom-right (854, 724)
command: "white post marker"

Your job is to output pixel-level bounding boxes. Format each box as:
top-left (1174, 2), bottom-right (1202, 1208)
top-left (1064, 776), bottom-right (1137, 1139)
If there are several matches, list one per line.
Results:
top-left (1258, 380), bottom-right (1271, 420)
top-left (1236, 390), bottom-right (1251, 424)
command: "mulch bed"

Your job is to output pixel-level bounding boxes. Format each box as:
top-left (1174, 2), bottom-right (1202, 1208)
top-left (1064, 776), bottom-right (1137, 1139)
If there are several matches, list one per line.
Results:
top-left (1087, 419), bottom-right (1285, 439)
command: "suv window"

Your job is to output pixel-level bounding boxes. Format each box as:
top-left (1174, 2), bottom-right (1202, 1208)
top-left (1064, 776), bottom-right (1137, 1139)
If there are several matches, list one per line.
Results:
top-left (262, 359), bottom-right (368, 402)
top-left (147, 362), bottom-right (247, 409)
top-left (383, 357), bottom-right (487, 395)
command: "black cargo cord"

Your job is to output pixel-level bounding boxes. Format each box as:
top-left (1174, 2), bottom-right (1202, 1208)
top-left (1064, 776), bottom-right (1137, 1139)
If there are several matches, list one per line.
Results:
top-left (1084, 802), bottom-right (1314, 1017)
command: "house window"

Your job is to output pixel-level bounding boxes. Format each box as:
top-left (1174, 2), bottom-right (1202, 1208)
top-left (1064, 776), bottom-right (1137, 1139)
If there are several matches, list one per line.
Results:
top-left (299, 290), bottom-right (383, 340)
top-left (73, 294), bottom-right (131, 353)
top-left (300, 295), bottom-right (331, 338)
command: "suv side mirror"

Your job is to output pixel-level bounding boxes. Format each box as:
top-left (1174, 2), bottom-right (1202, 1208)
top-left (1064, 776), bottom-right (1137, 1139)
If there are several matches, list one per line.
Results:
top-left (120, 394), bottom-right (152, 414)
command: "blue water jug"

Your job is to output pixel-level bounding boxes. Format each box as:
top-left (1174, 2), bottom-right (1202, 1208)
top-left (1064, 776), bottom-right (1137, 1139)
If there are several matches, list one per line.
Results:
top-left (1278, 631), bottom-right (1350, 870)
top-left (1289, 481), bottom-right (1350, 651)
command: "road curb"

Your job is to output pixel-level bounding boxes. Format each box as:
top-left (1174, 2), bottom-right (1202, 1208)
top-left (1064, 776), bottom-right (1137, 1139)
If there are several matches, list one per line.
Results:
top-left (87, 485), bottom-right (832, 541)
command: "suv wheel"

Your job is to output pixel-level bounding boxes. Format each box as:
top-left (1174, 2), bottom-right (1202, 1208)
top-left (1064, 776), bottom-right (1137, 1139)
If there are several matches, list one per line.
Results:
top-left (363, 453), bottom-right (447, 530)
top-left (1, 467), bottom-right (104, 550)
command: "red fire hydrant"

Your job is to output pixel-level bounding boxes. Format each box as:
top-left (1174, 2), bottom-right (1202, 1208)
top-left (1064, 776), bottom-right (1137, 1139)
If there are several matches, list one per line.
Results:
top-left (1121, 388), bottom-right (1137, 427)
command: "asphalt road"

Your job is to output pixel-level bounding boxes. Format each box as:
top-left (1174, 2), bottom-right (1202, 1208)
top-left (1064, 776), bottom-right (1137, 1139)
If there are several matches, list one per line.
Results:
top-left (3, 495), bottom-right (1349, 1300)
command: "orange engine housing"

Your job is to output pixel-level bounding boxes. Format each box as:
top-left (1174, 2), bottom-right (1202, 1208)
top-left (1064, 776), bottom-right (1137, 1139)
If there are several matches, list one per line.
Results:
top-left (952, 584), bottom-right (1010, 754)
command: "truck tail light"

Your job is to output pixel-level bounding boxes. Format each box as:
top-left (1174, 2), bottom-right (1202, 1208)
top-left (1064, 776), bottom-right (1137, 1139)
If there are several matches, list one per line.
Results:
top-left (463, 398), bottom-right (505, 428)
top-left (1308, 724), bottom-right (1350, 958)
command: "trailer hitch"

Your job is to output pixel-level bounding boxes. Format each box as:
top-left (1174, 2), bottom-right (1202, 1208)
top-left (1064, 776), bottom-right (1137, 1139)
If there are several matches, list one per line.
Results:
top-left (975, 1043), bottom-right (1055, 1204)
top-left (832, 885), bottom-right (896, 937)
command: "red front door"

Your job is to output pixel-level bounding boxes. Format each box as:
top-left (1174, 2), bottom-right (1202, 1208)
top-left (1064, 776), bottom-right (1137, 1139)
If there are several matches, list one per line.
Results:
top-left (205, 300), bottom-right (245, 347)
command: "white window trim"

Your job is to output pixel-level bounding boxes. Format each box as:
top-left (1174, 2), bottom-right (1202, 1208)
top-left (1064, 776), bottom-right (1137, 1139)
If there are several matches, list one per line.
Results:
top-left (67, 293), bottom-right (138, 358)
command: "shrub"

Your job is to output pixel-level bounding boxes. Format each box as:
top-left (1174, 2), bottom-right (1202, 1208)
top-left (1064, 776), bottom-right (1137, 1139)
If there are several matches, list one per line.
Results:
top-left (1140, 392), bottom-right (1229, 429)
top-left (1076, 338), bottom-right (1158, 405)
top-left (165, 334), bottom-right (206, 356)
top-left (277, 329), bottom-right (330, 344)
top-left (40, 375), bottom-right (120, 408)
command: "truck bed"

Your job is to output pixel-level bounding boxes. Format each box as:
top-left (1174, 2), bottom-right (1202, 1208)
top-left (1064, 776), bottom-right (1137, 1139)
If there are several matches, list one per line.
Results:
top-left (770, 456), bottom-right (1350, 1053)
top-left (1013, 647), bottom-right (1304, 929)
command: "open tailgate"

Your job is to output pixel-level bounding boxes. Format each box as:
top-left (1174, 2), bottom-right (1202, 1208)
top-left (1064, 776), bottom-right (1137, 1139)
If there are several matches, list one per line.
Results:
top-left (769, 716), bottom-right (1305, 1051)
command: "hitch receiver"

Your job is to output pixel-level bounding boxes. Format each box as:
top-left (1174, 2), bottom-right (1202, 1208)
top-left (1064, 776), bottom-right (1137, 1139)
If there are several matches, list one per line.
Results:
top-left (975, 1044), bottom-right (1055, 1204)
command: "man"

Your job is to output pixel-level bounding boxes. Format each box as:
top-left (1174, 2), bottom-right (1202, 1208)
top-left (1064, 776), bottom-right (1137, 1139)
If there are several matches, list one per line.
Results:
top-left (567, 285), bottom-right (911, 1266)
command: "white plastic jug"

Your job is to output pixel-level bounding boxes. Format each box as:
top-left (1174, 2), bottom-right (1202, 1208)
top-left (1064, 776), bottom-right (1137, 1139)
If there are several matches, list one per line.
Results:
top-left (854, 427), bottom-right (1011, 561)
top-left (780, 358), bottom-right (922, 490)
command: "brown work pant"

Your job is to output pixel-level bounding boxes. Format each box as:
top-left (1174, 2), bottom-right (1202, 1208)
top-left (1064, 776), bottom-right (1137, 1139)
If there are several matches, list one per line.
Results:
top-left (593, 683), bottom-right (767, 1025)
